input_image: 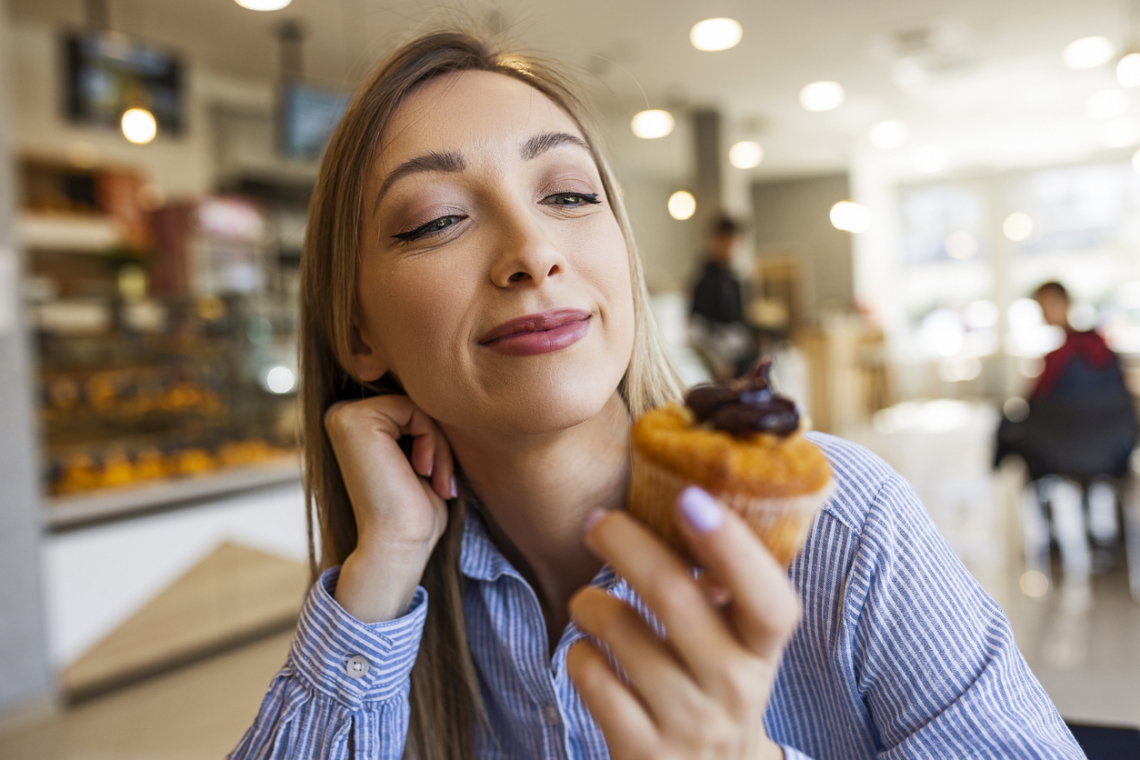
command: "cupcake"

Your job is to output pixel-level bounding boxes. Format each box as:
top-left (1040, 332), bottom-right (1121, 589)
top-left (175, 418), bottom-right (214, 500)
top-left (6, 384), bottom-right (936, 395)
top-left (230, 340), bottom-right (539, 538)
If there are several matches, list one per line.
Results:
top-left (629, 360), bottom-right (832, 567)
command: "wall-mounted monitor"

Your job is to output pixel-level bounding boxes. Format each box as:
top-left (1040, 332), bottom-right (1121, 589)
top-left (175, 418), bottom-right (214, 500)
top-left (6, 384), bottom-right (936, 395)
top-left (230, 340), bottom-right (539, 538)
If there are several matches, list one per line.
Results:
top-left (64, 31), bottom-right (184, 135)
top-left (279, 83), bottom-right (348, 162)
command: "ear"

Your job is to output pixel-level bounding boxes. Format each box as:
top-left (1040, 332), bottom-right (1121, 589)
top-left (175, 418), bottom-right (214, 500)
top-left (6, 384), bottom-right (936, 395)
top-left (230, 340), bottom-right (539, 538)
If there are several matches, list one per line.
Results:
top-left (349, 323), bottom-right (388, 382)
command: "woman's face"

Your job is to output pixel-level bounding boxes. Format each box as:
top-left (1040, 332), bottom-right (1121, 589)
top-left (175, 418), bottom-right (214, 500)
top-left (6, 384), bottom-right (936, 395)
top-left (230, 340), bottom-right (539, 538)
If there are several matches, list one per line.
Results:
top-left (352, 70), bottom-right (635, 435)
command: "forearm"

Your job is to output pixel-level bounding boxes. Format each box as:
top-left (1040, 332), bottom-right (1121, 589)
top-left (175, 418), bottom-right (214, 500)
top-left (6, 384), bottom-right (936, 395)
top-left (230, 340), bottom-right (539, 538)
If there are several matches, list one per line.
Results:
top-left (230, 568), bottom-right (428, 759)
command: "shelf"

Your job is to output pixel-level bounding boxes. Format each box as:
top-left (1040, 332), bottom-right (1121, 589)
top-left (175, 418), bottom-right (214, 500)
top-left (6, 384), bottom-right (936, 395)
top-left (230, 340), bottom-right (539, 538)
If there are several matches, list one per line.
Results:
top-left (19, 212), bottom-right (122, 252)
top-left (44, 457), bottom-right (301, 532)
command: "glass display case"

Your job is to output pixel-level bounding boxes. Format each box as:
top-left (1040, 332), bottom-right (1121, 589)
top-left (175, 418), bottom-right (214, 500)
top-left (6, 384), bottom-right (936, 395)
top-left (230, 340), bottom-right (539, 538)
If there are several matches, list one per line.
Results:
top-left (20, 159), bottom-right (301, 523)
top-left (36, 294), bottom-right (298, 500)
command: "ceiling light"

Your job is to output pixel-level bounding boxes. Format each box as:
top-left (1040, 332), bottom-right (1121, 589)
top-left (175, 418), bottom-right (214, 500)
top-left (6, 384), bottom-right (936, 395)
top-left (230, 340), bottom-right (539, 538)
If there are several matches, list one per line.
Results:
top-left (631, 109), bottom-right (675, 139)
top-left (668, 191), bottom-right (696, 220)
top-left (121, 108), bottom-right (157, 144)
top-left (799, 81), bottom-right (845, 112)
top-left (729, 141), bottom-right (764, 169)
top-left (1003, 212), bottom-right (1034, 241)
top-left (1063, 36), bottom-right (1116, 69)
top-left (830, 201), bottom-right (872, 233)
top-left (1119, 52), bottom-right (1140, 87)
top-left (1087, 89), bottom-right (1130, 119)
top-left (234, 0), bottom-right (292, 10)
top-left (690, 18), bottom-right (743, 52)
top-left (944, 231), bottom-right (979, 260)
top-left (264, 366), bottom-right (296, 394)
top-left (913, 145), bottom-right (948, 173)
top-left (868, 120), bottom-right (909, 149)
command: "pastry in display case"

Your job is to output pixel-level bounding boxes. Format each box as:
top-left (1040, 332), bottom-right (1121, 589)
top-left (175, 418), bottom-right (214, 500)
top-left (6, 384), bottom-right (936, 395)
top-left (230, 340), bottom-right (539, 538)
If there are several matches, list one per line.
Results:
top-left (38, 294), bottom-right (298, 501)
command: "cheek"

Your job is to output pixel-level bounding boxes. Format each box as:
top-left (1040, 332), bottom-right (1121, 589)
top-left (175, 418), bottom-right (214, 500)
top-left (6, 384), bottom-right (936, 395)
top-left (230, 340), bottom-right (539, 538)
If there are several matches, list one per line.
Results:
top-left (359, 261), bottom-right (472, 373)
top-left (584, 224), bottom-right (636, 349)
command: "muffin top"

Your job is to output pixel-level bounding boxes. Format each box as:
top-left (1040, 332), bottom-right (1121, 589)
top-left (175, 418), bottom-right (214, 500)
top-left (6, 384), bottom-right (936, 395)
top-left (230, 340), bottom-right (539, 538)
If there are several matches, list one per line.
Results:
top-left (632, 362), bottom-right (830, 497)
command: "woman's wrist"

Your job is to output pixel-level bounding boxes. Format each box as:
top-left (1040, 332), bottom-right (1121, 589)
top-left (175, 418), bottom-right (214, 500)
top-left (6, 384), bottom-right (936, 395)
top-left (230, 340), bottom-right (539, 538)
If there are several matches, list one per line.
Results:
top-left (334, 544), bottom-right (430, 623)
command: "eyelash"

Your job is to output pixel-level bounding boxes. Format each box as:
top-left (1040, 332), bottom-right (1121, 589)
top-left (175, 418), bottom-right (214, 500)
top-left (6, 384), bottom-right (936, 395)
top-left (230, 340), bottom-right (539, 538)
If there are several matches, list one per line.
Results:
top-left (391, 192), bottom-right (601, 243)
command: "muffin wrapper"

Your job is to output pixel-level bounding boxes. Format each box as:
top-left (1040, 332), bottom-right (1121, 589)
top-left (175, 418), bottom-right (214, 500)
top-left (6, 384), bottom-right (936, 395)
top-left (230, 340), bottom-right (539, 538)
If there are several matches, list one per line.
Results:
top-left (628, 447), bottom-right (834, 567)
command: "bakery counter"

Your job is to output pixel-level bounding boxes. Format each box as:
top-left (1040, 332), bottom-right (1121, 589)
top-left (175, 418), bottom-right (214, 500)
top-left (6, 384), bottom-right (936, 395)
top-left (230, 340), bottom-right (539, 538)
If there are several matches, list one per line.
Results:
top-left (44, 456), bottom-right (301, 532)
top-left (41, 461), bottom-right (310, 701)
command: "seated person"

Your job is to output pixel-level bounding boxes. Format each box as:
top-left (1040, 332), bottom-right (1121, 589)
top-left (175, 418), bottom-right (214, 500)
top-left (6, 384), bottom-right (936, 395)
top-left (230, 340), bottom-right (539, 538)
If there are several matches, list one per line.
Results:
top-left (997, 281), bottom-right (1137, 481)
top-left (1033, 281), bottom-right (1129, 405)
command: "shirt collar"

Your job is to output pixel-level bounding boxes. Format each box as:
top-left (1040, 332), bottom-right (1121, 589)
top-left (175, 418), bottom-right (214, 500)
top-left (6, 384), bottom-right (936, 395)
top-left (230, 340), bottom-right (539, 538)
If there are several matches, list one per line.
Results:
top-left (458, 512), bottom-right (518, 582)
top-left (459, 510), bottom-right (623, 593)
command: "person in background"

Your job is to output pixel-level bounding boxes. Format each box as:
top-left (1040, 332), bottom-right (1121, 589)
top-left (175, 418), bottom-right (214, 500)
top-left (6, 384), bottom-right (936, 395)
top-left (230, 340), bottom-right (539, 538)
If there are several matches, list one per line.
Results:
top-left (689, 215), bottom-right (750, 380)
top-left (996, 281), bottom-right (1138, 578)
top-left (1032, 281), bottom-right (1128, 405)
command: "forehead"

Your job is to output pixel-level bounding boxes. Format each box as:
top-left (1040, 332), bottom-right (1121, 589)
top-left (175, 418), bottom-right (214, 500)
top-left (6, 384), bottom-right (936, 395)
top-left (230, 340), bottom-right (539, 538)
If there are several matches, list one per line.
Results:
top-left (377, 69), bottom-right (584, 169)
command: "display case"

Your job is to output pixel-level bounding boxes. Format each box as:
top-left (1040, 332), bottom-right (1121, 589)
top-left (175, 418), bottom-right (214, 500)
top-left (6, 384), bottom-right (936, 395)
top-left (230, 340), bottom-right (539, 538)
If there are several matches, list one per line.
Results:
top-left (20, 159), bottom-right (301, 526)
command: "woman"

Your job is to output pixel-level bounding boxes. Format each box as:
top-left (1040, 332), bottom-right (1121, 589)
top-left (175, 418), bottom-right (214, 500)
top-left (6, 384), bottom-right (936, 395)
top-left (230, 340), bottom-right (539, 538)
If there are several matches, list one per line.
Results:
top-left (232, 31), bottom-right (1082, 759)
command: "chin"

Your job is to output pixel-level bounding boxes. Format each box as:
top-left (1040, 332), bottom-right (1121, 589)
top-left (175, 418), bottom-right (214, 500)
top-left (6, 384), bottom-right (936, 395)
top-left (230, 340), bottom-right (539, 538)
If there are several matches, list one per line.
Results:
top-left (422, 357), bottom-right (625, 436)
top-left (506, 386), bottom-right (614, 435)
top-left (499, 362), bottom-right (626, 435)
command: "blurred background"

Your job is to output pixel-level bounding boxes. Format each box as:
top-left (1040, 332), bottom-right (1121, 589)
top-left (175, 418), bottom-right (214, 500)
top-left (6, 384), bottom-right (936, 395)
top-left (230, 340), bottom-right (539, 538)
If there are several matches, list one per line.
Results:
top-left (1, 0), bottom-right (1139, 756)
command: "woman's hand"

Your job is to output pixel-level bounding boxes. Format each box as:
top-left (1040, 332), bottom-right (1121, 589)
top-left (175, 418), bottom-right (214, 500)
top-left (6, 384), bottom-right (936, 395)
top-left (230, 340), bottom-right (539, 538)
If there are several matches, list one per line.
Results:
top-left (566, 487), bottom-right (800, 760)
top-left (324, 395), bottom-right (456, 623)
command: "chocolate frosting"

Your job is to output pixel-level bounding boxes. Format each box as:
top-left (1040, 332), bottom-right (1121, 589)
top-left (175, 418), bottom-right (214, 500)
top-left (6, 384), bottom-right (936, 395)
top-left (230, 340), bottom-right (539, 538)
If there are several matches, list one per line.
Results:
top-left (683, 359), bottom-right (800, 438)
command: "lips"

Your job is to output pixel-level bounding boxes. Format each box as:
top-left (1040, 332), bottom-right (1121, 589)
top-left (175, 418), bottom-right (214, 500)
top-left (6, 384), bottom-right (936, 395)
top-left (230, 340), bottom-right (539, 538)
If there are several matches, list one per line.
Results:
top-left (479, 309), bottom-right (592, 357)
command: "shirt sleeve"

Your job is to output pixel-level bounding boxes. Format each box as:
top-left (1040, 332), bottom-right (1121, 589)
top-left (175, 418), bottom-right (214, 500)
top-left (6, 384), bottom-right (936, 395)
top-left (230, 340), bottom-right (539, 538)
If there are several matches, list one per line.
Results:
top-left (229, 567), bottom-right (428, 759)
top-left (848, 476), bottom-right (1085, 759)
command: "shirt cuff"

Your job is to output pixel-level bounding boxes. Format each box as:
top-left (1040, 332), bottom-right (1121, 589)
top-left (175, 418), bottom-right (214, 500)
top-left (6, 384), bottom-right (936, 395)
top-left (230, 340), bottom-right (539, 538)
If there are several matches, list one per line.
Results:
top-left (287, 566), bottom-right (428, 709)
top-left (779, 744), bottom-right (815, 760)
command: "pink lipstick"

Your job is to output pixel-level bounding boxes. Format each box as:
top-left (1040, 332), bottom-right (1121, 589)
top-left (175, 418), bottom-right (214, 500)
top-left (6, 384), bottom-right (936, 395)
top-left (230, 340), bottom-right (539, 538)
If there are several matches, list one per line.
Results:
top-left (479, 309), bottom-right (591, 356)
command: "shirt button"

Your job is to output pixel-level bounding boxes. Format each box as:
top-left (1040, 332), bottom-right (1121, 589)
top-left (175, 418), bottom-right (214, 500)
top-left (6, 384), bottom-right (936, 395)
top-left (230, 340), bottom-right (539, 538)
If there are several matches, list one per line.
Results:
top-left (544, 704), bottom-right (560, 724)
top-left (345, 655), bottom-right (370, 679)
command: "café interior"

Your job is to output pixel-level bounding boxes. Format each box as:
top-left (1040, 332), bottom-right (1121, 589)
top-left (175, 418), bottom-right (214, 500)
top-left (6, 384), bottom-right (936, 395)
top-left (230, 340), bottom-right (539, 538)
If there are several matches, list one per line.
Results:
top-left (1, 0), bottom-right (1139, 756)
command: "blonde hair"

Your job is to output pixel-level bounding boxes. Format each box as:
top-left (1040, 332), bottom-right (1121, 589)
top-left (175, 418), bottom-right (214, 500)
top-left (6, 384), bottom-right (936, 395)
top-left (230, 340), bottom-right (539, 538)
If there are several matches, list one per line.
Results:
top-left (299, 30), bottom-right (683, 758)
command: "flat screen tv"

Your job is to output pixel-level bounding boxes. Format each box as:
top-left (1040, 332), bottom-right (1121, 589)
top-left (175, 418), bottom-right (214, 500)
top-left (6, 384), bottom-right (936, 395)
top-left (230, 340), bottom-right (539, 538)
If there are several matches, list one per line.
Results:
top-left (280, 83), bottom-right (348, 161)
top-left (64, 31), bottom-right (184, 135)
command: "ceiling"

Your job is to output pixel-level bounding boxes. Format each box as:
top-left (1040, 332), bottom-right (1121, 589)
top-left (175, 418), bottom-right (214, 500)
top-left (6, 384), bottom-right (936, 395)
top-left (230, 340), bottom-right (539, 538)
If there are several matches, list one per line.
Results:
top-left (6, 0), bottom-right (1133, 179)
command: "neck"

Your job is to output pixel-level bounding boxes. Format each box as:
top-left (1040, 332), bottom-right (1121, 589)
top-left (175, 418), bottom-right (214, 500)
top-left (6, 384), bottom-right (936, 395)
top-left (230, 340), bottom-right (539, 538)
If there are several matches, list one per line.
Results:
top-left (441, 392), bottom-right (631, 642)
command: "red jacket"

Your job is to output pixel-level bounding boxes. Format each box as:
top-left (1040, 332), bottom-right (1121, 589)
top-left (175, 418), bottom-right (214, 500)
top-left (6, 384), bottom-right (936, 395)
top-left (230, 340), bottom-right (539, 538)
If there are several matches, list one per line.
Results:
top-left (1032, 329), bottom-right (1117, 399)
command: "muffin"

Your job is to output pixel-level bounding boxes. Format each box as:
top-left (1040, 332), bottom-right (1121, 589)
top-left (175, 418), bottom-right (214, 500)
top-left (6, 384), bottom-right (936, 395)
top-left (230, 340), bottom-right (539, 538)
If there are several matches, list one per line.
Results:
top-left (629, 360), bottom-right (832, 566)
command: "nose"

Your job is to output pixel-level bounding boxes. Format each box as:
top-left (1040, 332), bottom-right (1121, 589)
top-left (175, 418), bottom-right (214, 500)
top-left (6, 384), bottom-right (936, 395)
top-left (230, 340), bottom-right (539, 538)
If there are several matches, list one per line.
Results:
top-left (489, 208), bottom-right (567, 288)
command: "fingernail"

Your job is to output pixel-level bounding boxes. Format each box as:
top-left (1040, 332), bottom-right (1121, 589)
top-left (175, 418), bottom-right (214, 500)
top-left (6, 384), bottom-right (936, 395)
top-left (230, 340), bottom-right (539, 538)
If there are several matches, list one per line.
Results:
top-left (583, 509), bottom-right (607, 533)
top-left (426, 459), bottom-right (434, 478)
top-left (449, 476), bottom-right (458, 500)
top-left (680, 487), bottom-right (722, 533)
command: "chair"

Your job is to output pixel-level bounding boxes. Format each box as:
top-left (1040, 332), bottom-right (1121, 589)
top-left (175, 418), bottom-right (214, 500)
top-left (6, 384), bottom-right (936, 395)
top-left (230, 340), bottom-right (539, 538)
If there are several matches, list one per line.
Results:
top-left (997, 393), bottom-right (1140, 601)
top-left (1064, 720), bottom-right (1140, 759)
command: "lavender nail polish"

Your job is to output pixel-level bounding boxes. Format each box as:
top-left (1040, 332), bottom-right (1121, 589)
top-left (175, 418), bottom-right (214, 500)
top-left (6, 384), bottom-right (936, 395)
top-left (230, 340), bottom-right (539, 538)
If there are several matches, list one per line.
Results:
top-left (582, 509), bottom-right (606, 532)
top-left (450, 476), bottom-right (458, 499)
top-left (679, 486), bottom-right (723, 533)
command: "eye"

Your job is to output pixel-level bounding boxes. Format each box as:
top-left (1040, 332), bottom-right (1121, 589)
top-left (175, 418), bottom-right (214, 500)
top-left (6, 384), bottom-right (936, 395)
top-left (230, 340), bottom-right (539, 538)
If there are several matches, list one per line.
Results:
top-left (392, 215), bottom-right (466, 243)
top-left (541, 192), bottom-right (601, 207)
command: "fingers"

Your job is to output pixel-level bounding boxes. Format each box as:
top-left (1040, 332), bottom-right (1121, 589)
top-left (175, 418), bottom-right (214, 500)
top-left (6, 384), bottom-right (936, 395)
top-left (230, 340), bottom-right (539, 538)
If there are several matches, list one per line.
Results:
top-left (583, 511), bottom-right (743, 684)
top-left (569, 587), bottom-right (697, 727)
top-left (566, 640), bottom-right (659, 759)
top-left (431, 427), bottom-right (458, 500)
top-left (380, 396), bottom-right (455, 501)
top-left (325, 395), bottom-right (456, 502)
top-left (675, 487), bottom-right (801, 657)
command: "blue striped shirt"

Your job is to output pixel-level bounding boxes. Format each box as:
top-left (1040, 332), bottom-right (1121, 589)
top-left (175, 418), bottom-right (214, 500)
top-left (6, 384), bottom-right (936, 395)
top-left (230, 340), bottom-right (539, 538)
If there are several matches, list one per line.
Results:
top-left (231, 433), bottom-right (1085, 759)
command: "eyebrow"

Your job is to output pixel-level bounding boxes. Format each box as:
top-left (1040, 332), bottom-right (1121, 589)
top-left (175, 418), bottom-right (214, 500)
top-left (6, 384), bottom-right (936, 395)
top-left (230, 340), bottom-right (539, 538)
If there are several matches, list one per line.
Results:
top-left (373, 151), bottom-right (466, 211)
top-left (519, 131), bottom-right (591, 161)
top-left (373, 132), bottom-right (593, 212)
